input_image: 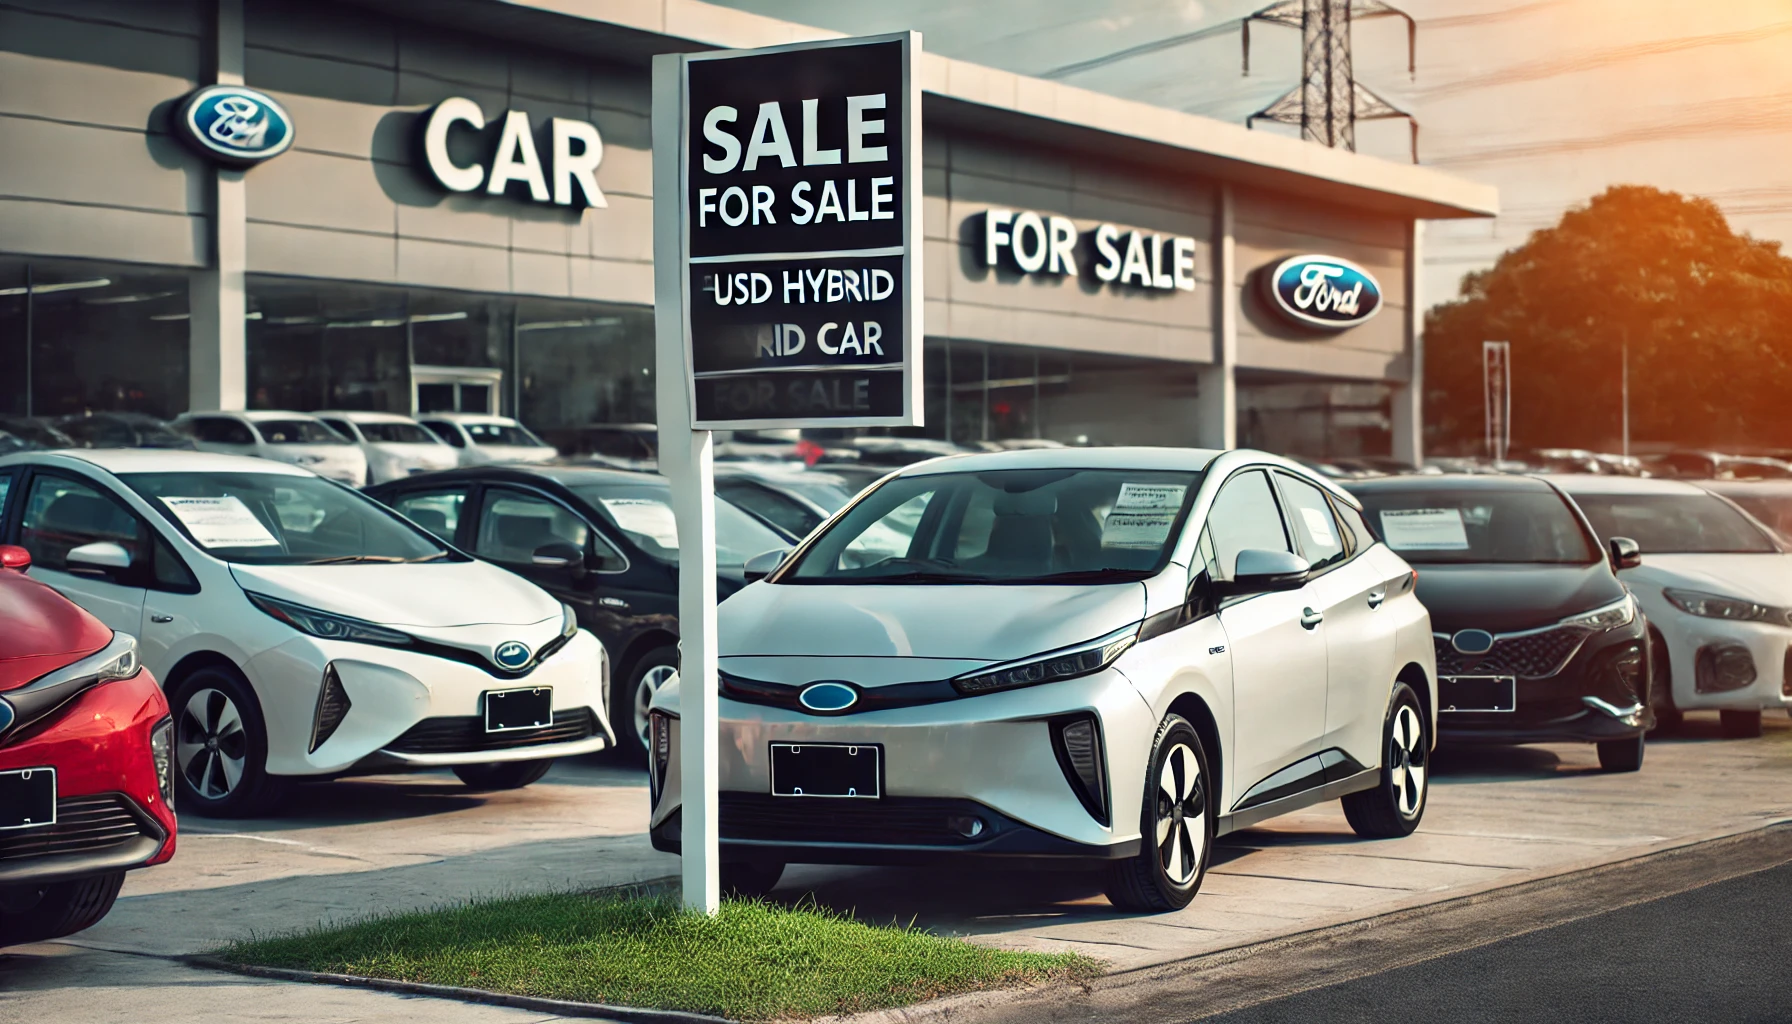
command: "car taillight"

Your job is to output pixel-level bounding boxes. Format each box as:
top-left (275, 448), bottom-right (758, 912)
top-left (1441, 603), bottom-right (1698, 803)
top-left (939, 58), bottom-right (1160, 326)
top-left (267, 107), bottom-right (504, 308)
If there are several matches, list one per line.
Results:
top-left (1051, 714), bottom-right (1109, 826)
top-left (151, 716), bottom-right (175, 810)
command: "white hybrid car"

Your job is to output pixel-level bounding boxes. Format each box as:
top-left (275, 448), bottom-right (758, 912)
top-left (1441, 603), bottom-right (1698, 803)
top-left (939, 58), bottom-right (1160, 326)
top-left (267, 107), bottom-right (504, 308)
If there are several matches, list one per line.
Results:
top-left (1557, 475), bottom-right (1792, 737)
top-left (649, 448), bottom-right (1436, 910)
top-left (416, 413), bottom-right (558, 467)
top-left (174, 410), bottom-right (369, 487)
top-left (0, 449), bottom-right (613, 816)
top-left (312, 410), bottom-right (458, 485)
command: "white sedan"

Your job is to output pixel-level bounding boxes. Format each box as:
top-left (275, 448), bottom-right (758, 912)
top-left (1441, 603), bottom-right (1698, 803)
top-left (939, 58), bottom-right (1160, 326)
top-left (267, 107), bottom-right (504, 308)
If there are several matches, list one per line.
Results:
top-left (1557, 475), bottom-right (1792, 737)
top-left (649, 448), bottom-right (1437, 910)
top-left (0, 449), bottom-right (613, 815)
top-left (312, 410), bottom-right (458, 485)
top-left (174, 410), bottom-right (369, 487)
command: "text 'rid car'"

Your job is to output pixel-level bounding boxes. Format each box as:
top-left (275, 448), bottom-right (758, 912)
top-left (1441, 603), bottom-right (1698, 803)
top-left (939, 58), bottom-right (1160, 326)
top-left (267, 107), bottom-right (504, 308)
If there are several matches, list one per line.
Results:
top-left (0, 449), bottom-right (614, 817)
top-left (648, 448), bottom-right (1437, 911)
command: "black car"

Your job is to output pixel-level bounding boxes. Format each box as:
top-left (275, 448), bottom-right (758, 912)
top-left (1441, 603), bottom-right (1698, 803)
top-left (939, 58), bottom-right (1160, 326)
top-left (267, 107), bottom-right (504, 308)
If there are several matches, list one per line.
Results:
top-left (1348, 474), bottom-right (1652, 771)
top-left (365, 464), bottom-right (793, 762)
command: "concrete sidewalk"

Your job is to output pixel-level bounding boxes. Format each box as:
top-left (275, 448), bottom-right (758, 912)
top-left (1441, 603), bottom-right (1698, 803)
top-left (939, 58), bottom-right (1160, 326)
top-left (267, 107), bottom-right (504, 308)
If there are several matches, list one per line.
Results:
top-left (3, 715), bottom-right (1787, 1022)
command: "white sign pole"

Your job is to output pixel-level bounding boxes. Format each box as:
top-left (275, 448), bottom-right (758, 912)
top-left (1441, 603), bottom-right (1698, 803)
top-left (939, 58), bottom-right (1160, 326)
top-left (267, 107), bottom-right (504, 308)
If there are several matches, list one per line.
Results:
top-left (652, 52), bottom-right (719, 914)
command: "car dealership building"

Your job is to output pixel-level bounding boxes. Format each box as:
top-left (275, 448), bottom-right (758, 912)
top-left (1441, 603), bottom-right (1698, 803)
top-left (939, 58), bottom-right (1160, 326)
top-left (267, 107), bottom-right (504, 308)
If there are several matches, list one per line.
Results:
top-left (0, 0), bottom-right (1497, 461)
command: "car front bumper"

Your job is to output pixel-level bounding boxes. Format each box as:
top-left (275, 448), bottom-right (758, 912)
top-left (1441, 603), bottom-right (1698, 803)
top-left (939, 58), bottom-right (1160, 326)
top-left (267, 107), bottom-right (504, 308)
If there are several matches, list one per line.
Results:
top-left (247, 629), bottom-right (613, 777)
top-left (1647, 604), bottom-right (1792, 714)
top-left (1436, 620), bottom-right (1653, 745)
top-left (647, 666), bottom-right (1157, 865)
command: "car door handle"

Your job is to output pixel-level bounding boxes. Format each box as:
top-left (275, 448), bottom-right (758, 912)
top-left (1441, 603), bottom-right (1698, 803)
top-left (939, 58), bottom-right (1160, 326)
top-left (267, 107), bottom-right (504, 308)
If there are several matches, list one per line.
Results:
top-left (150, 614), bottom-right (174, 624)
top-left (1367, 590), bottom-right (1385, 609)
top-left (1300, 608), bottom-right (1324, 629)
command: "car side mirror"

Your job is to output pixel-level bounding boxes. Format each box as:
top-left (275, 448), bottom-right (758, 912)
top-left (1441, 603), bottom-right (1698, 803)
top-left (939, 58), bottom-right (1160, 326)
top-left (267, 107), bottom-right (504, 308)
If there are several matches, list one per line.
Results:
top-left (0, 545), bottom-right (30, 572)
top-left (1609, 536), bottom-right (1642, 571)
top-left (66, 541), bottom-right (132, 577)
top-left (1232, 548), bottom-right (1310, 593)
top-left (531, 542), bottom-right (587, 579)
top-left (743, 547), bottom-right (791, 584)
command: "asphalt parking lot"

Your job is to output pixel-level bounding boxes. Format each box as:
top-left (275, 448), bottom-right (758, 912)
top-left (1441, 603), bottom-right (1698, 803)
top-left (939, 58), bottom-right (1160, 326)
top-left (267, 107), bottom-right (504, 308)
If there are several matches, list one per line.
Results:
top-left (4, 712), bottom-right (1789, 1023)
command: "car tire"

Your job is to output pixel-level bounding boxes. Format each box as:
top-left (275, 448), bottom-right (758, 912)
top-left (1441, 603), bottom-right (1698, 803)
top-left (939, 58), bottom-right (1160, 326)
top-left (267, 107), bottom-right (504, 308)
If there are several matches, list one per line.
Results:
top-left (1342, 683), bottom-right (1429, 839)
top-left (453, 759), bottom-right (555, 790)
top-left (720, 860), bottom-right (784, 900)
top-left (1103, 714), bottom-right (1212, 913)
top-left (1596, 735), bottom-right (1645, 772)
top-left (616, 646), bottom-right (678, 766)
top-left (1720, 709), bottom-right (1763, 739)
top-left (168, 665), bottom-right (287, 818)
top-left (0, 872), bottom-right (124, 946)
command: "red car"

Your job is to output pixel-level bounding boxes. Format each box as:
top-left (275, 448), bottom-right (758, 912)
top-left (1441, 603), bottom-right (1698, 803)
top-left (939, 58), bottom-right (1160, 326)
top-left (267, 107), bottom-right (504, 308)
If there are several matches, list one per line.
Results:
top-left (1, 543), bottom-right (176, 946)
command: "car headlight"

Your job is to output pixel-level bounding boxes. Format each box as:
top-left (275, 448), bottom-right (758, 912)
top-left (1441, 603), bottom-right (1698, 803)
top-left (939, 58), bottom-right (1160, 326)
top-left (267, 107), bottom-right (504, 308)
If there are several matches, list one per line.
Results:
top-left (1562, 594), bottom-right (1636, 631)
top-left (1663, 588), bottom-right (1786, 624)
top-left (246, 592), bottom-right (413, 646)
top-left (952, 624), bottom-right (1139, 696)
top-left (150, 716), bottom-right (175, 810)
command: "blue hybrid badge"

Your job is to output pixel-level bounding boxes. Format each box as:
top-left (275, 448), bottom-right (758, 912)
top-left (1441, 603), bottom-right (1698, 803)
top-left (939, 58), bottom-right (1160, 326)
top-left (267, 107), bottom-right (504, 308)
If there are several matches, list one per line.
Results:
top-left (494, 641), bottom-right (533, 671)
top-left (1265, 254), bottom-right (1383, 330)
top-left (0, 698), bottom-right (13, 735)
top-left (174, 85), bottom-right (295, 166)
top-left (798, 682), bottom-right (859, 713)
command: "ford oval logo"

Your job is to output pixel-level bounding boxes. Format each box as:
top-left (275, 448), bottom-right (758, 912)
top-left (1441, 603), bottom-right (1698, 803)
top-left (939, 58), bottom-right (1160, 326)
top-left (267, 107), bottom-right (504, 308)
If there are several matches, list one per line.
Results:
top-left (494, 641), bottom-right (533, 670)
top-left (1266, 255), bottom-right (1383, 330)
top-left (1452, 629), bottom-right (1496, 655)
top-left (175, 85), bottom-right (295, 166)
top-left (798, 682), bottom-right (858, 713)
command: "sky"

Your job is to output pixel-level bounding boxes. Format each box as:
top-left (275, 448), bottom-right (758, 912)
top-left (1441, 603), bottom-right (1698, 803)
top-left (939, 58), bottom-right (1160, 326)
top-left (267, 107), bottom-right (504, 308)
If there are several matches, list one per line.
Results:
top-left (708, 0), bottom-right (1792, 311)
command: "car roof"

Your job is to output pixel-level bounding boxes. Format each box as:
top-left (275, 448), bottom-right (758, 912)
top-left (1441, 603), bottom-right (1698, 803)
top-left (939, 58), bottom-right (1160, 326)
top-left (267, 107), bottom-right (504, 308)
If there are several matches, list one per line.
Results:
top-left (890, 446), bottom-right (1223, 477)
top-left (372, 463), bottom-right (665, 491)
top-left (312, 410), bottom-right (421, 423)
top-left (1347, 473), bottom-right (1557, 493)
top-left (1543, 473), bottom-right (1711, 495)
top-left (0, 448), bottom-right (314, 476)
top-left (1701, 479), bottom-right (1792, 494)
top-left (417, 412), bottom-right (519, 425)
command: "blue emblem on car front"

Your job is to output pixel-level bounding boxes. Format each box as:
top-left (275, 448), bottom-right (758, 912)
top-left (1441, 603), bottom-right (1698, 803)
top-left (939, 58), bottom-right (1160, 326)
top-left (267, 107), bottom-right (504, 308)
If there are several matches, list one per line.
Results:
top-left (1266, 254), bottom-right (1383, 330)
top-left (0, 698), bottom-right (13, 735)
top-left (1452, 629), bottom-right (1496, 655)
top-left (798, 682), bottom-right (858, 713)
top-left (174, 85), bottom-right (295, 165)
top-left (494, 641), bottom-right (533, 670)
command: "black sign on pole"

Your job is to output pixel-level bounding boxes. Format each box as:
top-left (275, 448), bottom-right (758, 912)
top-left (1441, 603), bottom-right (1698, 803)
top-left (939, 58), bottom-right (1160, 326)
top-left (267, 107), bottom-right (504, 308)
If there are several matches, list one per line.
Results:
top-left (680, 32), bottom-right (922, 429)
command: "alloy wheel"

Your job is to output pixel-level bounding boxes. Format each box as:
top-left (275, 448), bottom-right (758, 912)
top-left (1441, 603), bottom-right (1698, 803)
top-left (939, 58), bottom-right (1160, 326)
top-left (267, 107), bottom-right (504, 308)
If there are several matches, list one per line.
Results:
top-left (634, 665), bottom-right (678, 749)
top-left (178, 688), bottom-right (248, 800)
top-left (1389, 704), bottom-right (1427, 819)
top-left (1155, 742), bottom-right (1206, 886)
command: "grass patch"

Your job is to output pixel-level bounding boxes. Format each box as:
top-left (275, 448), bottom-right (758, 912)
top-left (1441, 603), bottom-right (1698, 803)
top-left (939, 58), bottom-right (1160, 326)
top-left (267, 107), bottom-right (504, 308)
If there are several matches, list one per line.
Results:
top-left (216, 888), bottom-right (1100, 1021)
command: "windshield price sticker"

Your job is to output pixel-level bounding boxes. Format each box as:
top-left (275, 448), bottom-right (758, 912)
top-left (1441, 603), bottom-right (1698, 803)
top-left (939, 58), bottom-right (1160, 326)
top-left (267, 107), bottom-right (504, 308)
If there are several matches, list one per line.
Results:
top-left (1379, 508), bottom-right (1470, 550)
top-left (1115, 483), bottom-right (1186, 512)
top-left (681, 33), bottom-right (920, 428)
top-left (1102, 511), bottom-right (1177, 549)
top-left (162, 496), bottom-right (281, 548)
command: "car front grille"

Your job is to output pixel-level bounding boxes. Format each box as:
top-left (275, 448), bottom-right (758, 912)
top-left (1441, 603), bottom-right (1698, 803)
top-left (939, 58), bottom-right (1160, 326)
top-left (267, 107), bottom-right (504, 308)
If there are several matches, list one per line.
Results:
top-left (385, 709), bottom-right (597, 755)
top-left (720, 792), bottom-right (990, 846)
top-left (0, 794), bottom-right (155, 862)
top-left (1434, 626), bottom-right (1593, 679)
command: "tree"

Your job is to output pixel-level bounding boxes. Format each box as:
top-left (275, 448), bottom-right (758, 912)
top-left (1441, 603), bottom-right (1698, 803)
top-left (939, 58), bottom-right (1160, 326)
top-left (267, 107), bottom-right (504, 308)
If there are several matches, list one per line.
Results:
top-left (1424, 185), bottom-right (1792, 455)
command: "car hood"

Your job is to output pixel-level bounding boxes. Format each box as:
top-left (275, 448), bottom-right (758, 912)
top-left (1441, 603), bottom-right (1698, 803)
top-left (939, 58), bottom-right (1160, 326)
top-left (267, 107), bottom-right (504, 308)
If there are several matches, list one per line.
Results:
top-left (229, 561), bottom-right (559, 628)
top-left (0, 572), bottom-right (113, 691)
top-left (1623, 553), bottom-right (1792, 606)
top-left (718, 581), bottom-right (1147, 661)
top-left (1414, 562), bottom-right (1626, 634)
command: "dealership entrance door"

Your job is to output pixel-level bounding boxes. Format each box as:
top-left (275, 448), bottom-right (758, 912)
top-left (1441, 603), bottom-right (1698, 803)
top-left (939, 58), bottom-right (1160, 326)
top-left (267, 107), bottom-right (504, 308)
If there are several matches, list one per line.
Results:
top-left (412, 365), bottom-right (501, 415)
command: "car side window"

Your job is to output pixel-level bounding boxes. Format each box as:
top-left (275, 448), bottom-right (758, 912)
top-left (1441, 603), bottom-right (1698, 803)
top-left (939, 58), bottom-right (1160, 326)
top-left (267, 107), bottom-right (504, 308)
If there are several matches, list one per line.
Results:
top-left (320, 418), bottom-right (357, 440)
top-left (152, 534), bottom-right (199, 591)
top-left (193, 417), bottom-right (255, 445)
top-left (0, 471), bottom-right (12, 522)
top-left (1204, 470), bottom-right (1291, 579)
top-left (715, 480), bottom-right (818, 538)
top-left (1330, 497), bottom-right (1375, 554)
top-left (476, 488), bottom-right (625, 570)
top-left (421, 421), bottom-right (464, 448)
top-left (1275, 473), bottom-right (1346, 570)
top-left (19, 474), bottom-right (147, 574)
top-left (391, 488), bottom-right (468, 544)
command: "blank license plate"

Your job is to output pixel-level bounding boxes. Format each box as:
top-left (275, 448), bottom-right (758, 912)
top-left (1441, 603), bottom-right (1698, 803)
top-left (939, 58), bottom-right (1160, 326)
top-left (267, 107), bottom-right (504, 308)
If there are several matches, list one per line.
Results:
top-left (484, 687), bottom-right (553, 733)
top-left (0, 767), bottom-right (56, 831)
top-left (770, 743), bottom-right (881, 799)
top-left (1440, 676), bottom-right (1516, 713)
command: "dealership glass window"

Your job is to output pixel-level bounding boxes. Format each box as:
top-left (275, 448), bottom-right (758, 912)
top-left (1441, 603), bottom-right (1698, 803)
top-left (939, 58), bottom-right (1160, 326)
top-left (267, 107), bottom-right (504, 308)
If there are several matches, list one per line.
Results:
top-left (515, 299), bottom-right (655, 454)
top-left (1237, 377), bottom-right (1393, 460)
top-left (0, 257), bottom-right (191, 422)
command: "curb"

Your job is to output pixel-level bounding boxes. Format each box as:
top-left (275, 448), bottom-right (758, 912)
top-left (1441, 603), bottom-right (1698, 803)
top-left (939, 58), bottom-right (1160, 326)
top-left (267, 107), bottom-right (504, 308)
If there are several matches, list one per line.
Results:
top-left (183, 956), bottom-right (735, 1024)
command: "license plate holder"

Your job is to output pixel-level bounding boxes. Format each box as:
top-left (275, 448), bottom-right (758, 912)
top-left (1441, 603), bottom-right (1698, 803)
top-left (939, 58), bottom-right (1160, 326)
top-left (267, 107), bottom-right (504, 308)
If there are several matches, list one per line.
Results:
top-left (484, 687), bottom-right (553, 733)
top-left (1440, 676), bottom-right (1516, 713)
top-left (770, 743), bottom-right (881, 799)
top-left (0, 767), bottom-right (56, 831)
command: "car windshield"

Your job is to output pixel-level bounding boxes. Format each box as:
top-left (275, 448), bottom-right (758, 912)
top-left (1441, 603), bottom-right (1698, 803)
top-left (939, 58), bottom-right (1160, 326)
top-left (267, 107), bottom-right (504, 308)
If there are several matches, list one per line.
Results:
top-left (1569, 492), bottom-right (1779, 554)
top-left (466, 422), bottom-right (546, 447)
top-left (123, 471), bottom-right (451, 565)
top-left (256, 420), bottom-right (347, 445)
top-left (1712, 492), bottom-right (1792, 541)
top-left (1353, 488), bottom-right (1598, 564)
top-left (357, 422), bottom-right (437, 444)
top-left (782, 467), bottom-right (1201, 585)
top-left (568, 482), bottom-right (786, 566)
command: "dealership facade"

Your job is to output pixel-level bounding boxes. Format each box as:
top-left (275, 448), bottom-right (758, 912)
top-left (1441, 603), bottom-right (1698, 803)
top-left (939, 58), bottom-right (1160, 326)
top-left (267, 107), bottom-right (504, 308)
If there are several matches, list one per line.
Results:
top-left (0, 0), bottom-right (1497, 460)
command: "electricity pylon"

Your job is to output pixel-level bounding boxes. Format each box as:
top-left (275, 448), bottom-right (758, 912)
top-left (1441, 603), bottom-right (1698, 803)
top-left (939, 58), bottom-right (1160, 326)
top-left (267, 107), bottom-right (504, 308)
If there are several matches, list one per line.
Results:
top-left (1241, 0), bottom-right (1419, 162)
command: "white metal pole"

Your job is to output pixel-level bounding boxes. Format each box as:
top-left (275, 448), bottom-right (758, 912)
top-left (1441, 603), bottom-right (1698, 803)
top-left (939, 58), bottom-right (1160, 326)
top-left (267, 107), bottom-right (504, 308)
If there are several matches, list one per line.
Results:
top-left (651, 52), bottom-right (719, 914)
top-left (1620, 337), bottom-right (1630, 458)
